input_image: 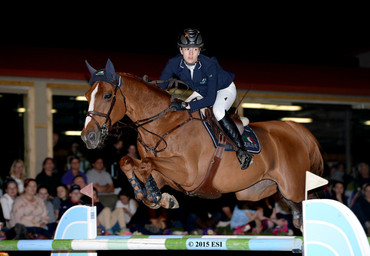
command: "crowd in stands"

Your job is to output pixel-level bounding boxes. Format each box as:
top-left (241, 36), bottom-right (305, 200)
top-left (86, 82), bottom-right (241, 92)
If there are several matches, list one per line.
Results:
top-left (0, 140), bottom-right (369, 240)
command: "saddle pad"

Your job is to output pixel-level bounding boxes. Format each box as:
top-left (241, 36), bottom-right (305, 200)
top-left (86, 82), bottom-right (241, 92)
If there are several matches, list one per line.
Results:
top-left (201, 111), bottom-right (261, 154)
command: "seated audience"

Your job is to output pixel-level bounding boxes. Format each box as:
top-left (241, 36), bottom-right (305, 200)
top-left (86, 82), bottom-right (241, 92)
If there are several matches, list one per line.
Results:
top-left (9, 159), bottom-right (26, 193)
top-left (330, 180), bottom-right (348, 206)
top-left (52, 184), bottom-right (69, 219)
top-left (357, 163), bottom-right (370, 187)
top-left (86, 157), bottom-right (114, 194)
top-left (0, 178), bottom-right (18, 227)
top-left (351, 183), bottom-right (370, 236)
top-left (115, 190), bottom-right (138, 225)
top-left (35, 157), bottom-right (61, 197)
top-left (230, 201), bottom-right (264, 234)
top-left (95, 189), bottom-right (130, 235)
top-left (73, 175), bottom-right (87, 189)
top-left (58, 184), bottom-right (85, 219)
top-left (126, 144), bottom-right (139, 159)
top-left (9, 178), bottom-right (51, 239)
top-left (61, 156), bottom-right (87, 188)
top-left (37, 185), bottom-right (57, 234)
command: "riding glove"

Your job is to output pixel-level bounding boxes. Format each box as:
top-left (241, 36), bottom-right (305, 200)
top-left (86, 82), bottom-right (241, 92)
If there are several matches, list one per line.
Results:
top-left (170, 101), bottom-right (188, 111)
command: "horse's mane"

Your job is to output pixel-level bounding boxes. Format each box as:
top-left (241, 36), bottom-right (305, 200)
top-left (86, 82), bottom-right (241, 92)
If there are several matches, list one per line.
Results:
top-left (118, 72), bottom-right (171, 98)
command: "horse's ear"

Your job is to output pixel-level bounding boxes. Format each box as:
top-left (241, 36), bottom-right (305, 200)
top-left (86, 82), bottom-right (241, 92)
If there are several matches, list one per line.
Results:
top-left (85, 60), bottom-right (96, 76)
top-left (105, 58), bottom-right (116, 75)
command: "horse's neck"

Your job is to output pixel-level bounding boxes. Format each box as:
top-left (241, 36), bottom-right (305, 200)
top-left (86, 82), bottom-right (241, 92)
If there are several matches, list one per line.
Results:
top-left (123, 77), bottom-right (170, 122)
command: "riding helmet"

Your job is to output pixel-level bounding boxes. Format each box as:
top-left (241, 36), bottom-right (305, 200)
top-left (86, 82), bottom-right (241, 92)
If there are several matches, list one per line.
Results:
top-left (178, 28), bottom-right (204, 48)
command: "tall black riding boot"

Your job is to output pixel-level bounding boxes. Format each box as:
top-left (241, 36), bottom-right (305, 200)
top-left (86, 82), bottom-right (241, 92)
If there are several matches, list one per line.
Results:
top-left (218, 112), bottom-right (253, 169)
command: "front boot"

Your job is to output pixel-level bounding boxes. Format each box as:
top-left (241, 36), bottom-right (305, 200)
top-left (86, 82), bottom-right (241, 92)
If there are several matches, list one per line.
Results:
top-left (218, 113), bottom-right (253, 169)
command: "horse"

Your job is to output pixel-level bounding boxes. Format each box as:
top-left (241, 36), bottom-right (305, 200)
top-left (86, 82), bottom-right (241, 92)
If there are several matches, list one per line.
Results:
top-left (81, 59), bottom-right (324, 229)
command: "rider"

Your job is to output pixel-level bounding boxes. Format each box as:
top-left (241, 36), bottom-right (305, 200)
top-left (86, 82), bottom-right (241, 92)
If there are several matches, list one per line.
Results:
top-left (158, 28), bottom-right (253, 169)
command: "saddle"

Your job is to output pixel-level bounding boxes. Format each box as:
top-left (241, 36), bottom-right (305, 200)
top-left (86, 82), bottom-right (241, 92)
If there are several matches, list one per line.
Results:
top-left (187, 108), bottom-right (260, 199)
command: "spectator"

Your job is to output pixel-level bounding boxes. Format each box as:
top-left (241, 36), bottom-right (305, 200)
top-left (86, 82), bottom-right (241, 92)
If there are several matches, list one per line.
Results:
top-left (115, 190), bottom-right (138, 225)
top-left (329, 163), bottom-right (345, 183)
top-left (357, 163), bottom-right (370, 187)
top-left (73, 175), bottom-right (87, 188)
top-left (330, 181), bottom-right (348, 205)
top-left (52, 184), bottom-right (69, 219)
top-left (66, 142), bottom-right (88, 171)
top-left (58, 185), bottom-right (85, 219)
top-left (351, 183), bottom-right (370, 236)
top-left (0, 205), bottom-right (5, 239)
top-left (0, 178), bottom-right (18, 227)
top-left (86, 157), bottom-right (114, 194)
top-left (105, 139), bottom-right (125, 166)
top-left (230, 201), bottom-right (270, 234)
top-left (9, 159), bottom-right (25, 193)
top-left (35, 157), bottom-right (61, 197)
top-left (126, 144), bottom-right (139, 159)
top-left (37, 185), bottom-right (57, 234)
top-left (9, 178), bottom-right (51, 239)
top-left (61, 156), bottom-right (87, 188)
top-left (95, 188), bottom-right (130, 235)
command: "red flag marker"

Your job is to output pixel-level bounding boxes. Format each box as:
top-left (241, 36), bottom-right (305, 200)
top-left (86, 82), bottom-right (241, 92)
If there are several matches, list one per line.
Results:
top-left (80, 183), bottom-right (94, 206)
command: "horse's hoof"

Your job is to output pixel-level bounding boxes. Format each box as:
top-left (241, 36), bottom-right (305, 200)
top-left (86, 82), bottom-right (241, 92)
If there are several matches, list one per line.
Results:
top-left (167, 193), bottom-right (179, 209)
top-left (161, 193), bottom-right (179, 209)
top-left (148, 204), bottom-right (161, 209)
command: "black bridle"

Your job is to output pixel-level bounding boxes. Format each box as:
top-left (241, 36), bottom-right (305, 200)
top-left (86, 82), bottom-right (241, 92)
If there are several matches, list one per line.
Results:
top-left (86, 75), bottom-right (126, 138)
top-left (86, 75), bottom-right (204, 156)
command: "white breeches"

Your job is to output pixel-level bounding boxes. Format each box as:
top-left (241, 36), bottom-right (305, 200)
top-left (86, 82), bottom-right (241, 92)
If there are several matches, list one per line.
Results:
top-left (185, 82), bottom-right (237, 121)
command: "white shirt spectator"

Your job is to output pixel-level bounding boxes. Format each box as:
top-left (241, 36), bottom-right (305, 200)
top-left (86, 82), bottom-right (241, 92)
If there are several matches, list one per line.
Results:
top-left (115, 198), bottom-right (138, 224)
top-left (0, 193), bottom-right (14, 220)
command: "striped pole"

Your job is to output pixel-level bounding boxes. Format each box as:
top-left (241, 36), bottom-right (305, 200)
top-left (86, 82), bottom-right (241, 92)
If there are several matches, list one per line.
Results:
top-left (0, 235), bottom-right (303, 252)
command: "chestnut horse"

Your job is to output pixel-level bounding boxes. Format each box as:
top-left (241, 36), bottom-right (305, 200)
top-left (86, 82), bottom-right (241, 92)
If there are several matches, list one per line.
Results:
top-left (81, 60), bottom-right (323, 229)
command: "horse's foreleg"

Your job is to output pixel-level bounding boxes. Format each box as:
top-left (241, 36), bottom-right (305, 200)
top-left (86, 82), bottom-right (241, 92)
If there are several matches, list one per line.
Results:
top-left (119, 156), bottom-right (146, 201)
top-left (138, 158), bottom-right (162, 207)
top-left (139, 158), bottom-right (179, 209)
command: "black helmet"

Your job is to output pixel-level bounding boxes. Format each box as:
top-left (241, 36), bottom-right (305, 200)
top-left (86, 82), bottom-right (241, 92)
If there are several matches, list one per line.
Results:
top-left (178, 28), bottom-right (204, 48)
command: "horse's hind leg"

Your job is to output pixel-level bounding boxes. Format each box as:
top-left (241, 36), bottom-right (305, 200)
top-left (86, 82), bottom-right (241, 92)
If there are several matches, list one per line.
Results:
top-left (279, 195), bottom-right (303, 230)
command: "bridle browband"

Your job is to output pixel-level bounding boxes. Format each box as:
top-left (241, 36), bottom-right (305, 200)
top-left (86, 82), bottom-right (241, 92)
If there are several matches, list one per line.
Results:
top-left (86, 74), bottom-right (204, 157)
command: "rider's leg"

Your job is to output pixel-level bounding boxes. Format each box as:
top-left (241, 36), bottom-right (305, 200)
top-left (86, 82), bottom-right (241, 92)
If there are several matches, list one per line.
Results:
top-left (213, 82), bottom-right (253, 169)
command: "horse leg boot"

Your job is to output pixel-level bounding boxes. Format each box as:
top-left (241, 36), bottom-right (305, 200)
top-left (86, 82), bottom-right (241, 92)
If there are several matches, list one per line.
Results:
top-left (119, 156), bottom-right (147, 201)
top-left (139, 158), bottom-right (179, 209)
top-left (139, 158), bottom-right (163, 208)
top-left (218, 112), bottom-right (253, 169)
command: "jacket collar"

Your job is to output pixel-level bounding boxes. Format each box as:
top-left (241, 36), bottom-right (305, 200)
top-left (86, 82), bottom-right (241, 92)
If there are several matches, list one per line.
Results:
top-left (179, 58), bottom-right (202, 70)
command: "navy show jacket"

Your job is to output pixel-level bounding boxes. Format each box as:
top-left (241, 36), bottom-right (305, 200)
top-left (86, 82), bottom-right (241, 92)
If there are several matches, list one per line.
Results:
top-left (159, 54), bottom-right (235, 112)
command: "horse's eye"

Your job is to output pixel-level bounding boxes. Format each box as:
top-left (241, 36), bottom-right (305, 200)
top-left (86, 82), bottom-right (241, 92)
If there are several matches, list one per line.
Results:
top-left (104, 92), bottom-right (112, 100)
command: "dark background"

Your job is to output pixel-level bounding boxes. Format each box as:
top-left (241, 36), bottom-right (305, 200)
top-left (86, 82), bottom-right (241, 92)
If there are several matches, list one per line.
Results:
top-left (2, 4), bottom-right (370, 67)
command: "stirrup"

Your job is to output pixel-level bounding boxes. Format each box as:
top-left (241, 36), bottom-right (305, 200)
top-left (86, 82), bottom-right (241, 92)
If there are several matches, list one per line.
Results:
top-left (128, 173), bottom-right (147, 198)
top-left (237, 149), bottom-right (253, 170)
top-left (144, 174), bottom-right (162, 204)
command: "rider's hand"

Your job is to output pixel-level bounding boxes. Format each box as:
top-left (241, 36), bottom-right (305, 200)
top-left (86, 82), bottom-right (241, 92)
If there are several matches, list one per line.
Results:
top-left (170, 101), bottom-right (189, 111)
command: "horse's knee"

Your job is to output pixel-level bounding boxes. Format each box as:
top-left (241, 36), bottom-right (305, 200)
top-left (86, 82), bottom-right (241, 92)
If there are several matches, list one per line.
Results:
top-left (139, 158), bottom-right (155, 181)
top-left (119, 156), bottom-right (135, 173)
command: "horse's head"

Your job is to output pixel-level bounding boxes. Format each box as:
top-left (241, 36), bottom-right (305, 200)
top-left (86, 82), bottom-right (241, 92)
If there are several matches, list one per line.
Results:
top-left (81, 59), bottom-right (126, 149)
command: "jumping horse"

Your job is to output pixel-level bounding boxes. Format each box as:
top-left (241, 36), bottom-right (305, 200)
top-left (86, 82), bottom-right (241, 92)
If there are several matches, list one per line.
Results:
top-left (81, 59), bottom-right (324, 229)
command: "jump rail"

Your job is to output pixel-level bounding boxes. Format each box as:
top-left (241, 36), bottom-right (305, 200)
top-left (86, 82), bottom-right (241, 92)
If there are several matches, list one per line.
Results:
top-left (0, 235), bottom-right (303, 252)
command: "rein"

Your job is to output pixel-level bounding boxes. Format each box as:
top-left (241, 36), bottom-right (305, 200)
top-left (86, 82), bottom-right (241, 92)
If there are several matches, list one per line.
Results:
top-left (88, 76), bottom-right (204, 157)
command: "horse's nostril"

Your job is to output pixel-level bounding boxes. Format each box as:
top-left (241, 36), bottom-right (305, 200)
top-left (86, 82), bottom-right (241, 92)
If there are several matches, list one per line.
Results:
top-left (88, 132), bottom-right (96, 142)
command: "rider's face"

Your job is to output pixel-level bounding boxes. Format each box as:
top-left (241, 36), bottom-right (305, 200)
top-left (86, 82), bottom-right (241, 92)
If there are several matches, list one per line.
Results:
top-left (180, 47), bottom-right (200, 64)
